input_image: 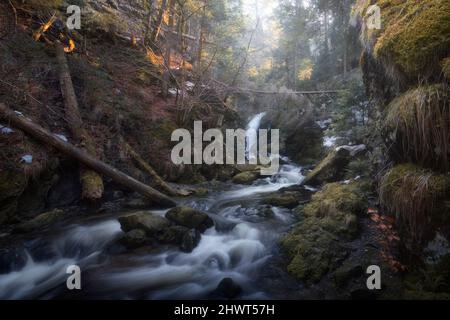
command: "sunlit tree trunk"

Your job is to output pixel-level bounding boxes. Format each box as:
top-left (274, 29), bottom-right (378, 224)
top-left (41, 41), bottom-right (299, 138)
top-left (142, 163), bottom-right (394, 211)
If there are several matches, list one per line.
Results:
top-left (151, 0), bottom-right (168, 43)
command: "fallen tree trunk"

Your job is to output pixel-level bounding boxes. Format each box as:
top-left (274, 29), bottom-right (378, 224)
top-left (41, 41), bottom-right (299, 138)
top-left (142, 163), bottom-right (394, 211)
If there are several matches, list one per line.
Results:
top-left (55, 42), bottom-right (104, 201)
top-left (121, 138), bottom-right (178, 197)
top-left (0, 103), bottom-right (176, 207)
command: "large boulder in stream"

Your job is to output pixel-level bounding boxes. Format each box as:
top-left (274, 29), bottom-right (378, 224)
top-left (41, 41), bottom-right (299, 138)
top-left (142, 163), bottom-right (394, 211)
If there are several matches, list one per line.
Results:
top-left (118, 212), bottom-right (203, 252)
top-left (159, 225), bottom-right (201, 253)
top-left (119, 212), bottom-right (171, 237)
top-left (263, 186), bottom-right (314, 209)
top-left (165, 206), bottom-right (214, 232)
top-left (231, 171), bottom-right (260, 185)
top-left (302, 145), bottom-right (366, 187)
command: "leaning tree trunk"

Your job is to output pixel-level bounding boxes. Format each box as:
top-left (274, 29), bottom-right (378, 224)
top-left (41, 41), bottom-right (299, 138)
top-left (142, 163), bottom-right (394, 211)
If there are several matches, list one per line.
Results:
top-left (121, 138), bottom-right (179, 197)
top-left (0, 103), bottom-right (176, 207)
top-left (55, 42), bottom-right (104, 201)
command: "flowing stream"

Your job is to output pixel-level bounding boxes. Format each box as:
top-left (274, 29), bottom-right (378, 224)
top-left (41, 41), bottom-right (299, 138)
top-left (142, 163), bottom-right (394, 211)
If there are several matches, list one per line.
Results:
top-left (0, 114), bottom-right (305, 300)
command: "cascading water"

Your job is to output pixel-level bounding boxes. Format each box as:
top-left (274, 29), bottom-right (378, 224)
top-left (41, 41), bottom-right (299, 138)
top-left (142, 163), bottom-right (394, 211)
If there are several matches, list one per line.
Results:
top-left (245, 112), bottom-right (266, 160)
top-left (0, 114), bottom-right (305, 300)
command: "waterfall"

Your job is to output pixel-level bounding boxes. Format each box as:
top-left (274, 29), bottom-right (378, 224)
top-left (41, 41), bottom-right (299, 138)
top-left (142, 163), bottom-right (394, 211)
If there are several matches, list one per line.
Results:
top-left (245, 112), bottom-right (266, 160)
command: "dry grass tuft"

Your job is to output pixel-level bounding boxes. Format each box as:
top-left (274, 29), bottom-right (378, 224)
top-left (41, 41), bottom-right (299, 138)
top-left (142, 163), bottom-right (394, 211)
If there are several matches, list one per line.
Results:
top-left (380, 164), bottom-right (450, 250)
top-left (384, 84), bottom-right (450, 172)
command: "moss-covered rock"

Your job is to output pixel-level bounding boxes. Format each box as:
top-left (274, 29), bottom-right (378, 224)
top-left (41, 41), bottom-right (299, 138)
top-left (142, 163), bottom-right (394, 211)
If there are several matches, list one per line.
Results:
top-left (231, 171), bottom-right (260, 185)
top-left (281, 219), bottom-right (347, 284)
top-left (280, 182), bottom-right (366, 284)
top-left (194, 188), bottom-right (209, 196)
top-left (120, 228), bottom-right (148, 249)
top-left (302, 148), bottom-right (351, 186)
top-left (380, 164), bottom-right (450, 251)
top-left (355, 0), bottom-right (450, 81)
top-left (14, 209), bottom-right (65, 233)
top-left (118, 212), bottom-right (171, 237)
top-left (263, 187), bottom-right (313, 209)
top-left (165, 206), bottom-right (214, 232)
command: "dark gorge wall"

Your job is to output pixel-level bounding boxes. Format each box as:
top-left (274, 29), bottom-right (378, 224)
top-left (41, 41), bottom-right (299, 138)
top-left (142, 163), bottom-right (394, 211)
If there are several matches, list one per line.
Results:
top-left (354, 0), bottom-right (450, 259)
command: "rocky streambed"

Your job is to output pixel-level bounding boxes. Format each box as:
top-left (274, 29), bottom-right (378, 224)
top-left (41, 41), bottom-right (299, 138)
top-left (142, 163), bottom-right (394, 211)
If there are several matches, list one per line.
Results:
top-left (0, 158), bottom-right (309, 299)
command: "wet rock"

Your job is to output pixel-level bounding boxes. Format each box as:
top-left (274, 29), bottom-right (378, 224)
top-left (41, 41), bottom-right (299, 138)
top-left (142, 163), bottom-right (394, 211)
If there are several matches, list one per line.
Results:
top-left (259, 205), bottom-right (275, 218)
top-left (264, 186), bottom-right (314, 209)
top-left (180, 229), bottom-right (201, 253)
top-left (263, 192), bottom-right (300, 209)
top-left (194, 188), bottom-right (209, 196)
top-left (120, 228), bottom-right (147, 248)
top-left (159, 225), bottom-right (189, 244)
top-left (159, 226), bottom-right (201, 252)
top-left (231, 171), bottom-right (260, 185)
top-left (209, 214), bottom-right (237, 232)
top-left (212, 277), bottom-right (243, 299)
top-left (118, 212), bottom-right (171, 237)
top-left (14, 209), bottom-right (65, 233)
top-left (165, 206), bottom-right (214, 232)
top-left (217, 166), bottom-right (239, 181)
top-left (302, 148), bottom-right (352, 186)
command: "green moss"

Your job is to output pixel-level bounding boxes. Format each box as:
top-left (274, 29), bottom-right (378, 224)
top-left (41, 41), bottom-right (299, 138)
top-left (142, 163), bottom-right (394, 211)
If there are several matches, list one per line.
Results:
top-left (356, 0), bottom-right (450, 79)
top-left (304, 183), bottom-right (366, 219)
top-left (80, 170), bottom-right (104, 201)
top-left (280, 182), bottom-right (366, 283)
top-left (263, 192), bottom-right (299, 209)
top-left (232, 171), bottom-right (260, 185)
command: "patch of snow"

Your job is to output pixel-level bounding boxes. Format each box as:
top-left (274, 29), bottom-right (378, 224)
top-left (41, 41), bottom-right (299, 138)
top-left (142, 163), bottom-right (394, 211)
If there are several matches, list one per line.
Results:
top-left (20, 155), bottom-right (33, 164)
top-left (185, 81), bottom-right (195, 91)
top-left (54, 134), bottom-right (68, 142)
top-left (168, 88), bottom-right (179, 96)
top-left (315, 118), bottom-right (332, 129)
top-left (304, 185), bottom-right (318, 192)
top-left (0, 125), bottom-right (14, 134)
top-left (323, 136), bottom-right (338, 147)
